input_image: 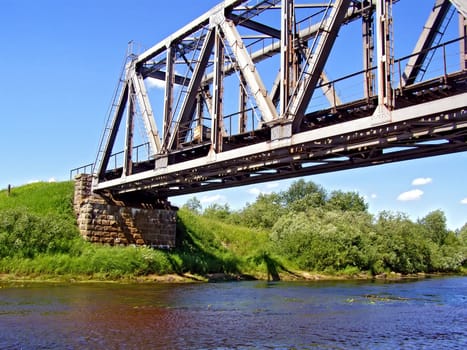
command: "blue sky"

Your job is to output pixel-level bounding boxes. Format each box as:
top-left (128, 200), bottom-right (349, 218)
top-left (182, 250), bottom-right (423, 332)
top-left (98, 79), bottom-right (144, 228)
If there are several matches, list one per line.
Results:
top-left (1, 0), bottom-right (466, 229)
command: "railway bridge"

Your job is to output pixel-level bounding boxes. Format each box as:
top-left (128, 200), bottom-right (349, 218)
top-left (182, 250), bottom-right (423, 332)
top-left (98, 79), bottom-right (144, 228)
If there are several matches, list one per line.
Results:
top-left (73, 0), bottom-right (467, 246)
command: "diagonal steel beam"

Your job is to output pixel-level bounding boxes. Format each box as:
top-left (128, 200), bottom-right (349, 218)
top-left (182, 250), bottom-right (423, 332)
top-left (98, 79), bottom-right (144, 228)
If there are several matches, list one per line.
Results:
top-left (97, 82), bottom-right (129, 179)
top-left (229, 14), bottom-right (281, 38)
top-left (131, 71), bottom-right (162, 155)
top-left (402, 0), bottom-right (452, 87)
top-left (168, 28), bottom-right (216, 150)
top-left (219, 16), bottom-right (279, 123)
top-left (320, 72), bottom-right (342, 107)
top-left (288, 0), bottom-right (352, 129)
top-left (145, 70), bottom-right (190, 87)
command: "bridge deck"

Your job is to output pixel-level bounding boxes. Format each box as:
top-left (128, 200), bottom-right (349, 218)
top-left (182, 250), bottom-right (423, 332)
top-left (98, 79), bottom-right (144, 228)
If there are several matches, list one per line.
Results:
top-left (94, 70), bottom-right (467, 200)
top-left (87, 0), bottom-right (467, 202)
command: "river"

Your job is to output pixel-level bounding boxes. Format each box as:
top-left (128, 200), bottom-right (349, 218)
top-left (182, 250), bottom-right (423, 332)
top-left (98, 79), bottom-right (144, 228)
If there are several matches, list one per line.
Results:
top-left (0, 276), bottom-right (466, 349)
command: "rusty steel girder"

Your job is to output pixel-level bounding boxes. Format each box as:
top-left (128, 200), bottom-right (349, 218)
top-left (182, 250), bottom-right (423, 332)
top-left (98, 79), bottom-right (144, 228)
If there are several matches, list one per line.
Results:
top-left (92, 0), bottom-right (467, 201)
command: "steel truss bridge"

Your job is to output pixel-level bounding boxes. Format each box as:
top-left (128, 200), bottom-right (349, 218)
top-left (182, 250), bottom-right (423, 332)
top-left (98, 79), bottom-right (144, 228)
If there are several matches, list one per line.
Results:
top-left (87, 0), bottom-right (467, 204)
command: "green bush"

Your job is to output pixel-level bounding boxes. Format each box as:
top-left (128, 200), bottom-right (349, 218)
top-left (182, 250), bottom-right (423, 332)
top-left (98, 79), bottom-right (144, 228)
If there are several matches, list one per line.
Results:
top-left (0, 209), bottom-right (81, 258)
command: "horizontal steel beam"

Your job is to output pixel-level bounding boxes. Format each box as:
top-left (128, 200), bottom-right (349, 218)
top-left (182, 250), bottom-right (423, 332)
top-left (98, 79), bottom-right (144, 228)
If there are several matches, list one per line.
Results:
top-left (93, 92), bottom-right (467, 197)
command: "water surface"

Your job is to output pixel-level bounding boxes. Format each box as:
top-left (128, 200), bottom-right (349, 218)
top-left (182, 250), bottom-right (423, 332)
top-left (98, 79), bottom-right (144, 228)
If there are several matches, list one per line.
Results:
top-left (1, 276), bottom-right (466, 349)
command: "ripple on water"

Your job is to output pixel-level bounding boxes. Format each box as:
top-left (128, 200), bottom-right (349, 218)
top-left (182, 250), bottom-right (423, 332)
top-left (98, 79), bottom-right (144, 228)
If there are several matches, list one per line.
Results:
top-left (0, 278), bottom-right (466, 349)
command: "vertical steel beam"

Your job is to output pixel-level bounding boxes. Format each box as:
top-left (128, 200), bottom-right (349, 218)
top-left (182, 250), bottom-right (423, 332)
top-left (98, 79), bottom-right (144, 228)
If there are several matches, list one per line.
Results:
top-left (461, 13), bottom-right (467, 70)
top-left (162, 45), bottom-right (175, 151)
top-left (402, 0), bottom-right (452, 87)
top-left (239, 74), bottom-right (248, 133)
top-left (123, 85), bottom-right (134, 176)
top-left (288, 0), bottom-right (352, 130)
top-left (280, 0), bottom-right (294, 117)
top-left (196, 93), bottom-right (205, 141)
top-left (211, 27), bottom-right (224, 153)
top-left (362, 4), bottom-right (375, 100)
top-left (375, 0), bottom-right (393, 108)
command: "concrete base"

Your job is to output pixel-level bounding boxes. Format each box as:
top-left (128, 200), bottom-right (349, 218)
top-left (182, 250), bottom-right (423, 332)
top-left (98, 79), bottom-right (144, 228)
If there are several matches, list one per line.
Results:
top-left (73, 174), bottom-right (177, 247)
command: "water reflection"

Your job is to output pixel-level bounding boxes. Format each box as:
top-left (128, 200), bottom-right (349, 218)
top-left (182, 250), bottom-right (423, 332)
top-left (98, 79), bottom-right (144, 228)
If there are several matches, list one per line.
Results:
top-left (0, 277), bottom-right (466, 349)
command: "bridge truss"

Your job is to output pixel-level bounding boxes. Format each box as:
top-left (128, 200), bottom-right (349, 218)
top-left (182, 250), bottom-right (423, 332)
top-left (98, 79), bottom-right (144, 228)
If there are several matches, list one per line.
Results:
top-left (91, 0), bottom-right (467, 203)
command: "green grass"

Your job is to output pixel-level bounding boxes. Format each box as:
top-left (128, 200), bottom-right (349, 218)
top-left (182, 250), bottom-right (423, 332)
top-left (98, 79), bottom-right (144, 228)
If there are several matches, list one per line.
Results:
top-left (0, 181), bottom-right (75, 217)
top-left (0, 181), bottom-right (281, 280)
top-left (3, 181), bottom-right (462, 281)
top-left (173, 209), bottom-right (280, 277)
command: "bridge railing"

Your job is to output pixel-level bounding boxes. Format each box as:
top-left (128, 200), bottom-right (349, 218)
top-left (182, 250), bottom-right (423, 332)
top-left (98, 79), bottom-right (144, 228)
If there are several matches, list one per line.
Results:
top-left (73, 35), bottom-right (465, 179)
top-left (393, 36), bottom-right (464, 88)
top-left (70, 142), bottom-right (152, 179)
top-left (70, 163), bottom-right (94, 179)
top-left (308, 36), bottom-right (464, 113)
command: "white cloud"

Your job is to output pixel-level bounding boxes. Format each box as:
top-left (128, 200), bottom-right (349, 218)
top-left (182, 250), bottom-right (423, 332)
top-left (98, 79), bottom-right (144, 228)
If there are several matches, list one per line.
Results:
top-left (248, 187), bottom-right (262, 196)
top-left (146, 77), bottom-right (165, 89)
top-left (200, 194), bottom-right (226, 205)
top-left (27, 179), bottom-right (40, 184)
top-left (48, 177), bottom-right (56, 183)
top-left (370, 193), bottom-right (377, 199)
top-left (247, 183), bottom-right (281, 196)
top-left (461, 198), bottom-right (467, 205)
top-left (266, 182), bottom-right (279, 189)
top-left (411, 177), bottom-right (432, 186)
top-left (397, 189), bottom-right (424, 201)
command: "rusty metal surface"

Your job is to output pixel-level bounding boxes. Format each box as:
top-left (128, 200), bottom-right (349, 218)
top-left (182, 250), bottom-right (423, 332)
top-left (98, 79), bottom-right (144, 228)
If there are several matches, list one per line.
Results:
top-left (89, 0), bottom-right (467, 200)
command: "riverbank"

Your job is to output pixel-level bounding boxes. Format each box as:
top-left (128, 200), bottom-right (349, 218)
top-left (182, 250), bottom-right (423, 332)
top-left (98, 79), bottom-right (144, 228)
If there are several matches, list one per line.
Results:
top-left (1, 181), bottom-right (466, 282)
top-left (2, 269), bottom-right (463, 285)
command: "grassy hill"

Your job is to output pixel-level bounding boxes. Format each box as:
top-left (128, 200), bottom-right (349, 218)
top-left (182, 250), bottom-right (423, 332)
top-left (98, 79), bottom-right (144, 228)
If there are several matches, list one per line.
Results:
top-left (0, 181), bottom-right (74, 216)
top-left (0, 181), bottom-right (465, 281)
top-left (0, 181), bottom-right (282, 281)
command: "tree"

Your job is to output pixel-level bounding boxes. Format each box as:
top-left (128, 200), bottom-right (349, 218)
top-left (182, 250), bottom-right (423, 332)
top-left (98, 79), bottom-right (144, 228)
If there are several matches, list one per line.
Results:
top-left (280, 179), bottom-right (327, 210)
top-left (325, 190), bottom-right (368, 212)
top-left (240, 193), bottom-right (284, 229)
top-left (182, 196), bottom-right (202, 214)
top-left (419, 210), bottom-right (449, 246)
top-left (373, 211), bottom-right (432, 274)
top-left (203, 203), bottom-right (231, 221)
top-left (457, 223), bottom-right (467, 245)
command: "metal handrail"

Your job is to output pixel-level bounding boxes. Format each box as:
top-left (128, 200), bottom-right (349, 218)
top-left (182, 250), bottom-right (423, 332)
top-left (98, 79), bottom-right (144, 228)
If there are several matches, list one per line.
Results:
top-left (70, 142), bottom-right (151, 179)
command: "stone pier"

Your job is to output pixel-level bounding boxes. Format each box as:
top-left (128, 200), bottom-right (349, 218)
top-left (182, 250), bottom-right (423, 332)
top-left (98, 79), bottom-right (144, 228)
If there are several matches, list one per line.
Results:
top-left (73, 174), bottom-right (177, 247)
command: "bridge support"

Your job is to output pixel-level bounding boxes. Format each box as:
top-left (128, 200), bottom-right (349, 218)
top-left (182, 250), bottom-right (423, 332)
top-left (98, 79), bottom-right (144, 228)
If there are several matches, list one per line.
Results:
top-left (73, 174), bottom-right (177, 247)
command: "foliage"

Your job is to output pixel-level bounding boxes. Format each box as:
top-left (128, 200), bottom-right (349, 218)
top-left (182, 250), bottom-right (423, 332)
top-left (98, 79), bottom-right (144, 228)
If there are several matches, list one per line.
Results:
top-left (325, 190), bottom-right (368, 212)
top-left (280, 179), bottom-right (327, 209)
top-left (173, 208), bottom-right (272, 276)
top-left (0, 182), bottom-right (176, 278)
top-left (0, 209), bottom-right (81, 259)
top-left (270, 209), bottom-right (374, 272)
top-left (203, 203), bottom-right (232, 221)
top-left (238, 193), bottom-right (284, 229)
top-left (182, 196), bottom-right (202, 214)
top-left (418, 210), bottom-right (449, 246)
top-left (0, 179), bottom-right (466, 280)
top-left (195, 179), bottom-right (466, 275)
